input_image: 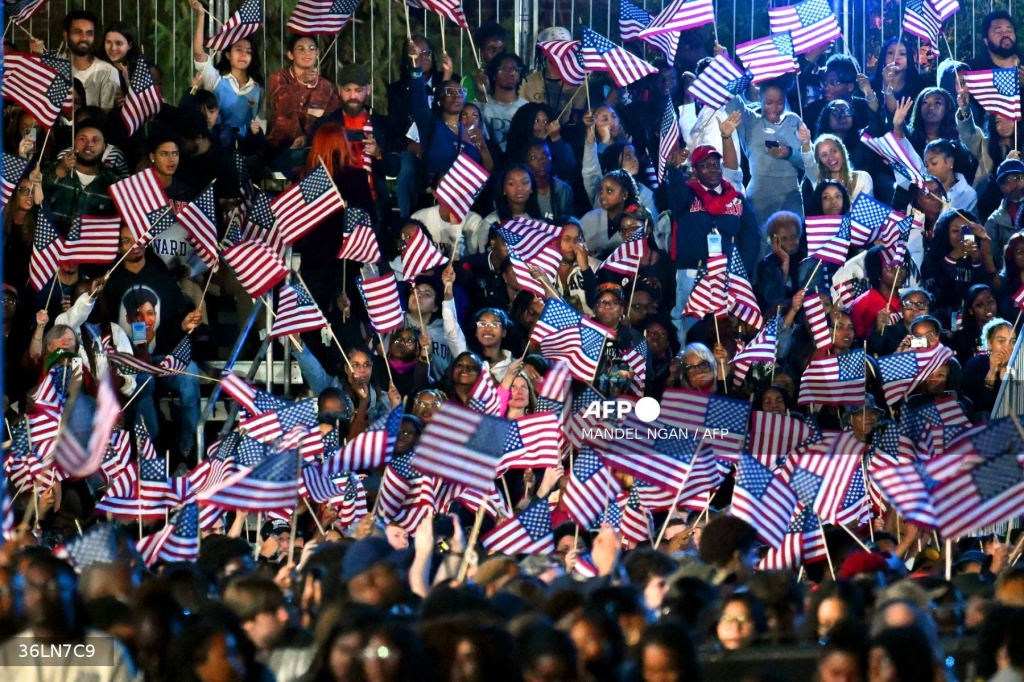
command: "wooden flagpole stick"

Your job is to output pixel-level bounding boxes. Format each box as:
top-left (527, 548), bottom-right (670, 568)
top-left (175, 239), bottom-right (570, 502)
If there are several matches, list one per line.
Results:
top-left (288, 451), bottom-right (303, 566)
top-left (818, 517), bottom-right (836, 580)
top-left (14, 21), bottom-right (34, 42)
top-left (377, 332), bottom-right (395, 386)
top-left (712, 315), bottom-right (727, 393)
top-left (264, 300), bottom-right (303, 353)
top-left (1014, 309), bottom-right (1022, 333)
top-left (802, 259), bottom-right (823, 290)
top-left (464, 25), bottom-right (482, 69)
top-left (456, 507), bottom-right (486, 582)
top-left (440, 16), bottom-right (446, 54)
top-left (195, 2), bottom-right (226, 27)
top-left (35, 126), bottom-right (52, 171)
top-left (654, 445), bottom-right (699, 549)
top-left (625, 259), bottom-right (641, 317)
top-left (198, 269), bottom-right (215, 312)
top-left (879, 265), bottom-right (901, 332)
top-left (3, 18), bottom-right (13, 40)
top-left (122, 378), bottom-right (158, 413)
top-left (75, 519), bottom-right (84, 536)
top-left (500, 475), bottom-right (513, 506)
top-left (404, 2), bottom-right (412, 40)
top-left (319, 36), bottom-right (339, 67)
top-left (292, 270), bottom-right (354, 371)
top-left (304, 497), bottom-right (327, 536)
top-left (44, 274), bottom-right (60, 312)
top-left (837, 521), bottom-right (871, 552)
top-left (413, 302), bottom-right (431, 371)
top-left (105, 207), bottom-right (173, 278)
top-left (584, 74), bottom-right (592, 112)
top-left (556, 86), bottom-right (584, 121)
top-left (1007, 531), bottom-right (1024, 566)
top-left (254, 512), bottom-right (262, 559)
top-left (945, 539), bottom-right (953, 580)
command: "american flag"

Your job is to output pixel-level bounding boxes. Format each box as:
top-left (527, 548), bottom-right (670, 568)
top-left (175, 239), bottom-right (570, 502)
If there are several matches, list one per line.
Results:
top-left (300, 460), bottom-right (347, 502)
top-left (656, 100), bottom-right (681, 184)
top-left (640, 0), bottom-right (715, 37)
top-left (619, 486), bottom-right (655, 546)
top-left (199, 442), bottom-right (302, 511)
top-left (8, 0), bottom-right (49, 24)
top-left (1, 52), bottom-right (71, 129)
top-left (963, 68), bottom-right (1022, 120)
top-left (536, 361), bottom-right (572, 414)
top-left (435, 152), bottom-right (489, 223)
top-left (687, 53), bottom-right (754, 109)
top-left (331, 472), bottom-right (369, 528)
top-left (622, 339), bottom-right (647, 397)
top-left (286, 0), bottom-right (360, 33)
top-left (356, 274), bottom-right (405, 334)
top-left (881, 213), bottom-right (913, 251)
top-left (726, 243), bottom-right (763, 329)
top-left (861, 132), bottom-right (927, 188)
top-left (564, 447), bottom-right (622, 530)
top-left (808, 215), bottom-right (851, 265)
top-left (682, 253), bottom-right (728, 319)
top-left (619, 0), bottom-right (679, 62)
top-left (930, 0), bottom-right (960, 21)
top-left (903, 0), bottom-right (942, 44)
top-left (271, 282), bottom-right (327, 338)
top-left (57, 371), bottom-right (120, 479)
top-left (336, 208), bottom-right (382, 263)
top-left (868, 435), bottom-right (939, 527)
top-left (223, 239), bottom-right (289, 298)
top-left (599, 226), bottom-right (650, 277)
top-left (767, 0), bottom-right (842, 54)
top-left (1, 484), bottom-right (15, 542)
top-left (378, 450), bottom-right (434, 521)
top-left (178, 183), bottom-right (220, 272)
top-left (731, 314), bottom-right (780, 386)
top-left (502, 216), bottom-right (562, 238)
top-left (735, 33), bottom-right (799, 83)
top-left (219, 372), bottom-right (288, 418)
top-left (2, 152), bottom-right (30, 209)
top-left (53, 524), bottom-right (122, 572)
top-left (107, 336), bottom-right (193, 377)
top-left (138, 455), bottom-right (189, 506)
top-left (732, 455), bottom-right (798, 547)
top-left (789, 452), bottom-right (862, 524)
top-left (848, 194), bottom-right (903, 247)
top-left (109, 169), bottom-right (174, 246)
top-left (899, 396), bottom-right (969, 456)
top-left (878, 345), bottom-right (955, 405)
top-left (746, 411), bottom-right (821, 459)
top-left (121, 55), bottom-right (162, 136)
top-left (136, 503), bottom-right (201, 566)
top-left (660, 388), bottom-right (751, 457)
top-left (238, 397), bottom-right (318, 443)
top-left (236, 190), bottom-right (279, 249)
top-left (271, 166), bottom-right (345, 245)
top-left (499, 412), bottom-right (561, 471)
top-left (29, 205), bottom-right (64, 291)
top-left (529, 298), bottom-right (616, 383)
top-left (100, 430), bottom-right (133, 485)
top-left (413, 0), bottom-right (469, 29)
top-left (498, 227), bottom-right (561, 298)
top-left (798, 349), bottom-right (866, 405)
top-left (537, 41), bottom-right (586, 86)
top-left (803, 288), bottom-right (834, 351)
top-left (332, 406), bottom-right (403, 473)
top-left (567, 385), bottom-right (605, 448)
top-left (206, 0), bottom-right (263, 51)
top-left (401, 227), bottom-right (448, 281)
top-left (834, 278), bottom-right (868, 309)
top-left (758, 503), bottom-right (827, 569)
top-left (469, 363), bottom-right (502, 415)
top-left (414, 404), bottom-right (505, 490)
top-left (60, 214), bottom-right (121, 263)
top-left (804, 216), bottom-right (844, 258)
top-left (580, 26), bottom-right (657, 88)
top-left (481, 498), bottom-right (555, 555)
top-left (934, 447), bottom-right (1024, 538)
top-left (190, 434), bottom-right (240, 494)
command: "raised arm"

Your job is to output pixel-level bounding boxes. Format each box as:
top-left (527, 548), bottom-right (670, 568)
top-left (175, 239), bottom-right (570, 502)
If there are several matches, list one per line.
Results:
top-left (190, 0), bottom-right (208, 63)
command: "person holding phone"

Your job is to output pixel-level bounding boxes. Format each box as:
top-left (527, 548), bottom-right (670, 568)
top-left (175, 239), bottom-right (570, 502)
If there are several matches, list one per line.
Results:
top-left (921, 209), bottom-right (995, 321)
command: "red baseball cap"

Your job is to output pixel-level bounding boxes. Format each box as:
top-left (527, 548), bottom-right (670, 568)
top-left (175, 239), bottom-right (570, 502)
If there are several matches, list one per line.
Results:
top-left (689, 144), bottom-right (722, 168)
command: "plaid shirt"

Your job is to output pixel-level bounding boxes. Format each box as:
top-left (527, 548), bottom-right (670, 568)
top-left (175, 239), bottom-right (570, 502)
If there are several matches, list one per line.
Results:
top-left (42, 164), bottom-right (119, 231)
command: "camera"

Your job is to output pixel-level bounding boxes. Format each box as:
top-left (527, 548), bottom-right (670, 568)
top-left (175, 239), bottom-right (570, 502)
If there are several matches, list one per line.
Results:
top-left (910, 336), bottom-right (928, 349)
top-left (962, 234), bottom-right (975, 245)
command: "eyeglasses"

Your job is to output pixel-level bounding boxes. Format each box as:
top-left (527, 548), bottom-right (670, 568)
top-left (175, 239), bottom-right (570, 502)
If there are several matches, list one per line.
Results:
top-left (413, 399), bottom-right (441, 409)
top-left (476, 320), bottom-right (502, 329)
top-left (15, 187), bottom-right (32, 196)
top-left (293, 45), bottom-right (318, 53)
top-left (695, 161), bottom-right (722, 170)
top-left (595, 298), bottom-right (622, 308)
top-left (497, 66), bottom-right (521, 74)
top-left (903, 301), bottom-right (929, 310)
top-left (348, 362), bottom-right (373, 371)
top-left (823, 78), bottom-right (850, 87)
top-left (684, 361), bottom-right (711, 373)
top-left (443, 86), bottom-right (467, 97)
top-left (393, 335), bottom-right (417, 345)
top-left (720, 614), bottom-right (748, 625)
top-left (830, 107), bottom-right (852, 117)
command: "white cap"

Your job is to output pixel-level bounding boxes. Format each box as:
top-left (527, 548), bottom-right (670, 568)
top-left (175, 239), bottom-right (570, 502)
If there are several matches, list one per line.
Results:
top-left (537, 26), bottom-right (572, 43)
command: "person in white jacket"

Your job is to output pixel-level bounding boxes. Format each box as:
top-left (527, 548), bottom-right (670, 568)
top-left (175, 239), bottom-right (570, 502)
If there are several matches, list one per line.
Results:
top-left (411, 204), bottom-right (489, 256)
top-left (54, 282), bottom-right (137, 397)
top-left (399, 269), bottom-right (467, 382)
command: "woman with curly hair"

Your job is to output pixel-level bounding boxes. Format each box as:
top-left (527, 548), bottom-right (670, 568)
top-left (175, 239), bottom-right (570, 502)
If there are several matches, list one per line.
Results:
top-left (580, 169), bottom-right (640, 259)
top-left (904, 87), bottom-right (978, 184)
top-left (798, 131), bottom-right (874, 201)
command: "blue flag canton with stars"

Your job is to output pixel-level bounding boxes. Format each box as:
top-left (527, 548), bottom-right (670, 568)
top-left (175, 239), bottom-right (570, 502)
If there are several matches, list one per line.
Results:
top-left (573, 447), bottom-right (605, 482)
top-left (770, 32), bottom-right (795, 55)
top-left (788, 505), bottom-right (819, 534)
top-left (592, 498), bottom-right (623, 531)
top-left (540, 298), bottom-right (584, 331)
top-left (34, 205), bottom-right (61, 248)
top-left (130, 55), bottom-right (157, 93)
top-left (580, 325), bottom-right (610, 361)
top-left (727, 244), bottom-right (752, 279)
top-left (332, 0), bottom-right (361, 15)
top-left (40, 50), bottom-right (72, 80)
top-left (214, 433), bottom-right (242, 462)
top-left (192, 184), bottom-right (217, 220)
top-left (706, 396), bottom-right (751, 433)
top-left (871, 422), bottom-right (902, 459)
top-left (140, 458), bottom-right (169, 483)
top-left (994, 68), bottom-right (1020, 97)
top-left (737, 457), bottom-right (775, 497)
top-left (292, 282), bottom-right (316, 307)
top-left (172, 504), bottom-right (199, 538)
top-left (235, 0), bottom-right (263, 24)
top-left (7, 419), bottom-right (31, 458)
top-left (795, 0), bottom-right (833, 25)
top-left (5, 152), bottom-right (30, 187)
top-left (146, 205), bottom-right (177, 238)
top-left (236, 435), bottom-right (268, 468)
top-left (879, 351), bottom-right (920, 383)
top-left (660, 99), bottom-right (677, 136)
top-left (390, 451), bottom-right (419, 480)
top-left (900, 395), bottom-right (952, 442)
top-left (168, 335), bottom-right (193, 366)
top-left (339, 473), bottom-right (361, 501)
top-left (851, 195), bottom-right (891, 230)
top-left (467, 415), bottom-right (514, 459)
top-left (59, 524), bottom-right (120, 569)
top-left (519, 499), bottom-right (554, 540)
top-left (250, 190), bottom-right (276, 231)
top-left (789, 467), bottom-right (824, 507)
top-left (970, 418), bottom-right (1024, 461)
top-left (652, 430), bottom-right (701, 458)
top-left (344, 207), bottom-right (371, 233)
top-left (725, 70), bottom-right (755, 96)
top-left (279, 398), bottom-right (319, 432)
top-left (620, 0), bottom-right (652, 25)
top-left (44, 74), bottom-right (70, 107)
top-left (573, 386), bottom-right (602, 414)
top-left (582, 26), bottom-right (617, 55)
top-left (840, 467), bottom-right (866, 510)
top-left (837, 350), bottom-right (866, 380)
top-left (252, 448), bottom-right (300, 483)
top-left (299, 166), bottom-right (333, 204)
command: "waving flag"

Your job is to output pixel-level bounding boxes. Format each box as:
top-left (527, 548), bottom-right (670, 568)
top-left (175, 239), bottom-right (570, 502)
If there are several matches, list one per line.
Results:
top-left (803, 290), bottom-right (834, 351)
top-left (735, 33), bottom-right (799, 83)
top-left (435, 152), bottom-right (489, 223)
top-left (271, 282), bottom-right (327, 338)
top-left (619, 0), bottom-right (679, 61)
top-left (878, 345), bottom-right (955, 405)
top-left (536, 361), bottom-right (572, 414)
top-left (640, 0), bottom-right (715, 37)
top-left (660, 389), bottom-right (751, 457)
top-left (733, 455), bottom-right (798, 547)
top-left (414, 404), bottom-right (505, 490)
top-left (868, 440), bottom-right (939, 527)
top-left (178, 183), bottom-right (220, 271)
top-left (29, 206), bottom-right (64, 291)
top-left (963, 68), bottom-right (1022, 120)
top-left (804, 216), bottom-right (844, 258)
top-left (469, 362), bottom-right (502, 415)
top-left (333, 473), bottom-right (369, 528)
top-left (725, 244), bottom-right (763, 329)
top-left (287, 0), bottom-right (360, 33)
top-left (530, 298), bottom-right (616, 382)
top-left (933, 444), bottom-right (1024, 538)
top-left (809, 215), bottom-right (851, 264)
top-left (1, 52), bottom-right (71, 128)
top-left (903, 0), bottom-right (942, 44)
top-left (580, 26), bottom-right (657, 88)
top-left (136, 503), bottom-right (200, 566)
top-left (861, 132), bottom-right (927, 188)
top-left (499, 413), bottom-right (561, 470)
top-left (567, 386), bottom-right (604, 448)
top-left (656, 100), bottom-right (681, 183)
top-left (60, 215), bottom-right (121, 263)
top-left (207, 0), bottom-right (263, 50)
top-left (731, 314), bottom-right (780, 386)
top-left (930, 0), bottom-right (960, 20)
top-left (199, 442), bottom-right (301, 511)
top-left (356, 274), bottom-right (405, 334)
top-left (121, 55), bottom-right (162, 136)
top-left (109, 169), bottom-right (174, 245)
top-left (768, 0), bottom-right (842, 54)
top-left (564, 447), bottom-right (622, 530)
top-left (336, 208), bottom-right (382, 263)
top-left (798, 350), bottom-right (866, 405)
top-left (2, 153), bottom-right (30, 209)
top-left (616, 486), bottom-right (653, 545)
top-left (622, 339), bottom-right (647, 397)
top-left (834, 278), bottom-right (868, 309)
top-left (53, 524), bottom-right (123, 571)
top-left (219, 372), bottom-right (288, 418)
top-left (107, 336), bottom-right (193, 377)
top-left (599, 226), bottom-right (649, 277)
top-left (498, 226), bottom-right (560, 298)
top-left (223, 239), bottom-right (289, 298)
top-left (759, 504), bottom-right (826, 569)
top-left (401, 228), bottom-right (448, 280)
top-left (848, 194), bottom-right (903, 247)
top-left (746, 411), bottom-right (821, 459)
top-left (239, 398), bottom-right (318, 443)
top-left (682, 253), bottom-right (728, 319)
top-left (687, 54), bottom-right (753, 109)
top-left (537, 41), bottom-right (586, 86)
top-left (9, 0), bottom-right (49, 24)
top-left (881, 212), bottom-right (914, 249)
top-left (411, 0), bottom-right (469, 29)
top-left (271, 166), bottom-right (345, 244)
top-left (594, 419), bottom-right (720, 495)
top-left (497, 221), bottom-right (560, 268)
top-left (482, 498), bottom-right (555, 555)
top-left (332, 406), bottom-right (403, 472)
top-left (56, 372), bottom-right (120, 479)
top-left (790, 453), bottom-right (862, 524)
top-left (378, 450), bottom-right (435, 520)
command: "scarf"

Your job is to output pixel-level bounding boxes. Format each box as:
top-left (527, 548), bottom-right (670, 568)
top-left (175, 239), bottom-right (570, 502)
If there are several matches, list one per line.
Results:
top-left (686, 179), bottom-right (741, 216)
top-left (389, 358), bottom-right (417, 373)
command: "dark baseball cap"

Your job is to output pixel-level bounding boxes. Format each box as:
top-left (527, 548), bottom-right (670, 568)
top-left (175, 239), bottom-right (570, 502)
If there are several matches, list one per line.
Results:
top-left (339, 63), bottom-right (370, 87)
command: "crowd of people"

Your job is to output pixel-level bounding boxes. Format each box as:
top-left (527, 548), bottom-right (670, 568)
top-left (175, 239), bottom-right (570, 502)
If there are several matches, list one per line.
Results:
top-left (3, 4), bottom-right (1024, 682)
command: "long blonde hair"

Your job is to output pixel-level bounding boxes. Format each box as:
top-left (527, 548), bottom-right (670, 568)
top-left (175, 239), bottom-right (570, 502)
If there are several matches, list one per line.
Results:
top-left (814, 134), bottom-right (854, 193)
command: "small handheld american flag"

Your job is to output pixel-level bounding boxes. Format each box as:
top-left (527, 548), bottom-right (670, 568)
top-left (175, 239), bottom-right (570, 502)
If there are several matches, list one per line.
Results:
top-left (287, 0), bottom-right (360, 34)
top-left (401, 228), bottom-right (448, 281)
top-left (108, 169), bottom-right (174, 246)
top-left (619, 0), bottom-right (679, 62)
top-left (413, 404), bottom-right (505, 491)
top-left (481, 498), bottom-right (555, 555)
top-left (207, 0), bottom-right (264, 51)
top-left (356, 274), bottom-right (406, 334)
top-left (656, 99), bottom-right (680, 184)
top-left (60, 215), bottom-right (122, 264)
top-left (1, 153), bottom-right (30, 209)
top-left (271, 165), bottom-right (346, 245)
top-left (537, 41), bottom-right (586, 87)
top-left (121, 54), bottom-right (163, 136)
top-left (412, 0), bottom-right (469, 29)
top-left (198, 441), bottom-right (302, 512)
top-left (684, 54), bottom-right (754, 109)
top-left (735, 33), bottom-right (799, 83)
top-left (963, 68), bottom-right (1022, 121)
top-left (271, 282), bottom-right (328, 338)
top-left (223, 239), bottom-right (290, 298)
top-left (767, 0), bottom-right (843, 55)
top-left (435, 153), bottom-right (490, 224)
top-left (1, 52), bottom-right (72, 129)
top-left (29, 206), bottom-right (64, 291)
top-left (178, 182), bottom-right (220, 272)
top-left (580, 26), bottom-right (657, 88)
top-left (732, 455), bottom-right (798, 548)
top-left (902, 0), bottom-right (941, 44)
top-left (860, 132), bottom-right (927, 189)
top-left (639, 0), bottom-right (715, 38)
top-left (725, 243), bottom-right (763, 329)
top-left (337, 208), bottom-right (382, 263)
top-left (797, 349), bottom-right (866, 405)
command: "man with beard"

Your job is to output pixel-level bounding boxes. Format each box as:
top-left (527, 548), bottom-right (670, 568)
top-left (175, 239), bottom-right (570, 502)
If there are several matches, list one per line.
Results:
top-left (63, 11), bottom-right (121, 110)
top-left (969, 11), bottom-right (1024, 72)
top-left (42, 119), bottom-right (118, 229)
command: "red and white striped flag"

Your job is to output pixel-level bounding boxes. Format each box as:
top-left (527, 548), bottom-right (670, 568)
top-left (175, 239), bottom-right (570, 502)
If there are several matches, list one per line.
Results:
top-left (271, 282), bottom-right (327, 338)
top-left (1, 52), bottom-right (71, 129)
top-left (356, 274), bottom-right (405, 334)
top-left (498, 412), bottom-right (561, 471)
top-left (469, 362), bottom-right (502, 415)
top-left (746, 411), bottom-right (820, 459)
top-left (336, 208), bottom-right (382, 263)
top-left (639, 0), bottom-right (715, 37)
top-left (877, 344), bottom-right (955, 405)
top-left (59, 215), bottom-right (121, 264)
top-left (758, 504), bottom-right (827, 569)
top-left (730, 314), bottom-right (780, 386)
top-left (498, 225), bottom-right (561, 298)
top-left (178, 183), bottom-right (220, 272)
top-left (563, 447), bottom-right (622, 530)
top-left (805, 216), bottom-right (844, 258)
top-left (9, 0), bottom-right (50, 24)
top-left (682, 253), bottom-right (728, 319)
top-left (581, 26), bottom-right (657, 88)
top-left (271, 165), bottom-right (345, 245)
top-left (198, 441), bottom-right (301, 512)
top-left (735, 33), bottom-right (799, 83)
top-left (732, 454), bottom-right (798, 548)
top-left (657, 99), bottom-right (680, 183)
top-left (435, 152), bottom-right (489, 223)
top-left (329, 406), bottom-right (403, 474)
top-left (411, 0), bottom-right (469, 29)
top-left (206, 0), bottom-right (263, 50)
top-left (802, 291), bottom-right (833, 351)
top-left (401, 228), bottom-right (448, 281)
top-left (963, 68), bottom-right (1022, 121)
top-left (768, 0), bottom-right (842, 55)
top-left (121, 55), bottom-right (163, 136)
top-left (286, 0), bottom-right (360, 33)
top-left (537, 40), bottom-right (586, 86)
top-left (933, 441), bottom-right (1024, 538)
top-left (861, 132), bottom-right (927, 189)
top-left (136, 503), bottom-right (201, 566)
top-left (686, 53), bottom-right (754, 109)
top-left (29, 207), bottom-right (64, 291)
top-left (789, 452), bottom-right (862, 524)
top-left (797, 349), bottom-right (866, 405)
top-left (598, 226), bottom-right (649, 275)
top-left (109, 169), bottom-right (174, 245)
top-left (413, 404), bottom-right (505, 491)
top-left (223, 240), bottom-right (289, 298)
top-left (481, 498), bottom-right (555, 555)
top-left (2, 153), bottom-right (30, 209)
top-left (726, 243), bottom-right (763, 329)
